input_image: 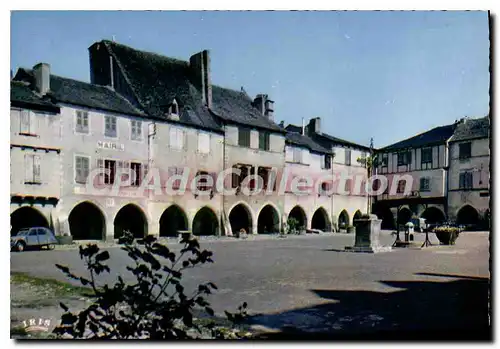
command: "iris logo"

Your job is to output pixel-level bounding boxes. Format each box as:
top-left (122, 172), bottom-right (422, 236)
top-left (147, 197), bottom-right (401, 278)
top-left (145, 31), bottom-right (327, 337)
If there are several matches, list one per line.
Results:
top-left (21, 318), bottom-right (51, 333)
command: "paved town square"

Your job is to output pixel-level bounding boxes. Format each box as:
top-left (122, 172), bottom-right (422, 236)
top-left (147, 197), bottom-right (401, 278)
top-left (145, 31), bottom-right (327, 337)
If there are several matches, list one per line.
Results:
top-left (11, 231), bottom-right (490, 338)
top-left (10, 11), bottom-right (490, 340)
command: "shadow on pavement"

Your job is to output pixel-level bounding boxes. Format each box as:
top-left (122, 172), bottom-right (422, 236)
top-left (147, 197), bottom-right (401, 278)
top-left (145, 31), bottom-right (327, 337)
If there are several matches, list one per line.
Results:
top-left (246, 273), bottom-right (491, 341)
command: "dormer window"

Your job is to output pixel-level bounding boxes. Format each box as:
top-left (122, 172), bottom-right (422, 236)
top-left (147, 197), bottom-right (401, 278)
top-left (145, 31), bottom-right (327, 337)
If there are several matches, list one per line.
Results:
top-left (166, 99), bottom-right (180, 121)
top-left (170, 99), bottom-right (179, 115)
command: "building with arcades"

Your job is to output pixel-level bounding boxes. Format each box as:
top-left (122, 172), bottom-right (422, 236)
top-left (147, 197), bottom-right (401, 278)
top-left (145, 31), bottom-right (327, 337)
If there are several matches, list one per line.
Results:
top-left (372, 116), bottom-right (490, 230)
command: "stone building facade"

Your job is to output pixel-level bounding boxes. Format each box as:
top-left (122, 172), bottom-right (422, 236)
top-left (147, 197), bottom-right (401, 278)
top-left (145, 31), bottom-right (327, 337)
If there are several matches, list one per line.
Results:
top-left (447, 116), bottom-right (490, 228)
top-left (9, 40), bottom-right (379, 240)
top-left (372, 116), bottom-right (490, 230)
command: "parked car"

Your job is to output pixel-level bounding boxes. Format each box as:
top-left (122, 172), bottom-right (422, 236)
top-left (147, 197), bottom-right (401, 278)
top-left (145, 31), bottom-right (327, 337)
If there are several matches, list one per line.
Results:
top-left (10, 227), bottom-right (58, 252)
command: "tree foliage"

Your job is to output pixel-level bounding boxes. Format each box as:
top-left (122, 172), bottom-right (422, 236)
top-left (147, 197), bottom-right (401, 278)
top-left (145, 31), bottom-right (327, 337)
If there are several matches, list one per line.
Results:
top-left (53, 231), bottom-right (247, 339)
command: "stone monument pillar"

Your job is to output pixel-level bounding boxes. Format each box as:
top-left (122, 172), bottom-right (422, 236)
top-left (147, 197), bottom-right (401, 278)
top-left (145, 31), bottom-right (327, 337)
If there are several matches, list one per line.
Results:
top-left (345, 214), bottom-right (391, 253)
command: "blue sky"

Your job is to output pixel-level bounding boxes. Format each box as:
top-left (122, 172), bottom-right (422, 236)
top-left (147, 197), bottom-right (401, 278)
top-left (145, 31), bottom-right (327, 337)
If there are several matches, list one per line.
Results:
top-left (11, 11), bottom-right (490, 147)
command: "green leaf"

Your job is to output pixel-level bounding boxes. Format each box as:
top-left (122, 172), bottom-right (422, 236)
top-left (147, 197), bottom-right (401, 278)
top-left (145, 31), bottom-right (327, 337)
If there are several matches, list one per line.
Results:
top-left (95, 251), bottom-right (110, 262)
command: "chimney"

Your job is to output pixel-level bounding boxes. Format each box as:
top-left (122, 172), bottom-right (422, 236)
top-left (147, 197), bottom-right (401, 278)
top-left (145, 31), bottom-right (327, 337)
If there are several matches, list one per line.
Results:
top-left (253, 94), bottom-right (275, 120)
top-left (302, 117), bottom-right (305, 135)
top-left (33, 63), bottom-right (50, 95)
top-left (189, 50), bottom-right (212, 108)
top-left (253, 94), bottom-right (266, 115)
top-left (307, 117), bottom-right (321, 135)
top-left (264, 98), bottom-right (274, 120)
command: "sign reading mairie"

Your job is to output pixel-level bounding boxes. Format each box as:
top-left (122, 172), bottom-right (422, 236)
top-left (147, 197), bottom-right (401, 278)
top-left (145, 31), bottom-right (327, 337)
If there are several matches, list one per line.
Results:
top-left (97, 141), bottom-right (124, 151)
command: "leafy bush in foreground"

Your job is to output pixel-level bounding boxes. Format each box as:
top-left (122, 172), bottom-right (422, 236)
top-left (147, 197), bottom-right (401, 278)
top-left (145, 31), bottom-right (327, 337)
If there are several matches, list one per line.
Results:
top-left (53, 231), bottom-right (247, 339)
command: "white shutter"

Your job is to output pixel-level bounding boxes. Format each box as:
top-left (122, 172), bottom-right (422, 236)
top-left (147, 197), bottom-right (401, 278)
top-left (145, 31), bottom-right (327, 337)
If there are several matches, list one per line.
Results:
top-left (169, 127), bottom-right (176, 148)
top-left (97, 158), bottom-right (104, 185)
top-left (123, 161), bottom-right (130, 185)
top-left (76, 111), bottom-right (82, 127)
top-left (33, 155), bottom-right (41, 183)
top-left (24, 154), bottom-right (32, 182)
top-left (75, 157), bottom-right (81, 183)
top-left (83, 112), bottom-right (89, 128)
top-left (20, 110), bottom-right (30, 134)
top-left (105, 116), bottom-right (110, 133)
top-left (116, 160), bottom-right (123, 184)
top-left (83, 157), bottom-right (89, 181)
top-left (136, 121), bottom-right (140, 138)
top-left (29, 112), bottom-right (37, 135)
top-left (198, 133), bottom-right (210, 153)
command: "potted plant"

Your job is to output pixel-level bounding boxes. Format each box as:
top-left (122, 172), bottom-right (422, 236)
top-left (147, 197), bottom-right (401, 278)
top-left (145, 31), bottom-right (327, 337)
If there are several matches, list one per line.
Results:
top-left (434, 226), bottom-right (461, 245)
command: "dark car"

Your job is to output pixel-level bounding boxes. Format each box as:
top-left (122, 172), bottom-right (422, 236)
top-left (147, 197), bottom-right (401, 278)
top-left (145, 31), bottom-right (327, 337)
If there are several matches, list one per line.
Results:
top-left (10, 227), bottom-right (58, 252)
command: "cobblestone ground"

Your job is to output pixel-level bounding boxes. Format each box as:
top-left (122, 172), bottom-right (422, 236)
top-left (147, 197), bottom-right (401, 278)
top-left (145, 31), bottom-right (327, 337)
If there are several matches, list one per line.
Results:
top-left (10, 231), bottom-right (490, 339)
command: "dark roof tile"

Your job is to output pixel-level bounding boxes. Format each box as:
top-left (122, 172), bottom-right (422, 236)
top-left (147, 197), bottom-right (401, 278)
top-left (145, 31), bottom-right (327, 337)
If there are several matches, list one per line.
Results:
top-left (449, 116), bottom-right (490, 142)
top-left (285, 125), bottom-right (333, 154)
top-left (13, 68), bottom-right (145, 116)
top-left (211, 86), bottom-right (283, 131)
top-left (315, 132), bottom-right (371, 151)
top-left (379, 124), bottom-right (456, 151)
top-left (286, 124), bottom-right (370, 152)
top-left (10, 80), bottom-right (59, 112)
top-left (101, 40), bottom-right (281, 133)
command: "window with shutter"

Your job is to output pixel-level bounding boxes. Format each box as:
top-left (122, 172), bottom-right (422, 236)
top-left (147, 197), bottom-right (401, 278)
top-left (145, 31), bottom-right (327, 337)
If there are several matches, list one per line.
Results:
top-left (96, 159), bottom-right (104, 185)
top-left (75, 156), bottom-right (90, 184)
top-left (20, 110), bottom-right (36, 135)
top-left (397, 180), bottom-right (406, 193)
top-left (238, 128), bottom-right (251, 147)
top-left (24, 154), bottom-right (31, 183)
top-left (76, 111), bottom-right (89, 134)
top-left (104, 160), bottom-right (116, 184)
top-left (293, 148), bottom-right (302, 163)
top-left (231, 166), bottom-right (240, 188)
top-left (398, 151), bottom-right (411, 166)
top-left (421, 148), bottom-right (432, 165)
top-left (459, 171), bottom-right (473, 189)
top-left (168, 166), bottom-right (183, 189)
top-left (33, 155), bottom-right (41, 183)
top-left (169, 127), bottom-right (184, 150)
top-left (324, 154), bottom-right (332, 169)
top-left (259, 131), bottom-right (270, 151)
top-left (344, 179), bottom-right (352, 193)
top-left (459, 142), bottom-right (472, 159)
top-left (105, 115), bottom-right (117, 138)
top-left (130, 162), bottom-right (142, 186)
top-left (257, 167), bottom-right (271, 190)
top-left (345, 149), bottom-right (351, 166)
top-left (142, 163), bottom-right (149, 183)
top-left (131, 120), bottom-right (142, 140)
top-left (24, 154), bottom-right (41, 184)
top-left (420, 177), bottom-right (430, 192)
top-left (381, 154), bottom-right (388, 167)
